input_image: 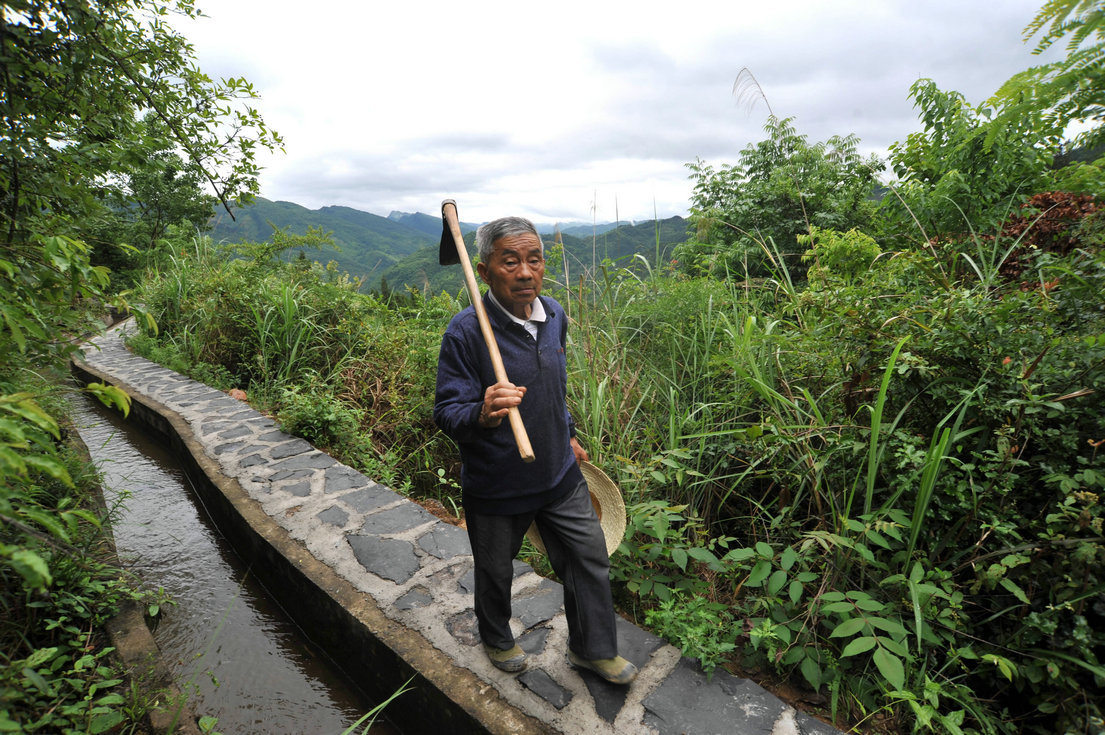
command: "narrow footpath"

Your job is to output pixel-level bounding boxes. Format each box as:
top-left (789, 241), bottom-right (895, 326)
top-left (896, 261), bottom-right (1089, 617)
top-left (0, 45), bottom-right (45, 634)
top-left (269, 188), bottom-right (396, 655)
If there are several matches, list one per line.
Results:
top-left (74, 320), bottom-right (841, 735)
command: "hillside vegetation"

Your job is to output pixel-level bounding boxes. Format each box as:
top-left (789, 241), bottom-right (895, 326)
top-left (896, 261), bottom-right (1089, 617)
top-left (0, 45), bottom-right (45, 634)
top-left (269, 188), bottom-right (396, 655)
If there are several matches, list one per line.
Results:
top-left (376, 215), bottom-right (688, 298)
top-left (208, 197), bottom-right (689, 296)
top-left (207, 198), bottom-right (437, 287)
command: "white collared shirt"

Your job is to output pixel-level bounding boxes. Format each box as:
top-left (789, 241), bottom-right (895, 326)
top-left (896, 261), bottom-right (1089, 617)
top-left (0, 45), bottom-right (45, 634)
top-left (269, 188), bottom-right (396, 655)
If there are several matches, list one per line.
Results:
top-left (487, 291), bottom-right (546, 339)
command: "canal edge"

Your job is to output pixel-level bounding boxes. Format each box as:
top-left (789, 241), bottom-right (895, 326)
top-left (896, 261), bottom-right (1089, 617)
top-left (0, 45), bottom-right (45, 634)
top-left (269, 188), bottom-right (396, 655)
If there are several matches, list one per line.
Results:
top-left (71, 347), bottom-right (550, 735)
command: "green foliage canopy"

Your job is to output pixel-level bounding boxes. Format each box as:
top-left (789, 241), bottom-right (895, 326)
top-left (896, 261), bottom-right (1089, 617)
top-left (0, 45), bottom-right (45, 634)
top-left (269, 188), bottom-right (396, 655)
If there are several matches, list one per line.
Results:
top-left (77, 118), bottom-right (219, 286)
top-left (1, 4), bottom-right (279, 729)
top-left (2, 0), bottom-right (282, 238)
top-left (991, 0), bottom-right (1105, 151)
top-left (1, 0), bottom-right (284, 369)
top-left (882, 79), bottom-right (1066, 241)
top-left (677, 116), bottom-right (884, 279)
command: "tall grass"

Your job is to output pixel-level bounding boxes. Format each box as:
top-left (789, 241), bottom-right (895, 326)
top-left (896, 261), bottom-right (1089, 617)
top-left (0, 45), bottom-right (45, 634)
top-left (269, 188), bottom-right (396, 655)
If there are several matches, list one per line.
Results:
top-left (129, 218), bottom-right (1105, 734)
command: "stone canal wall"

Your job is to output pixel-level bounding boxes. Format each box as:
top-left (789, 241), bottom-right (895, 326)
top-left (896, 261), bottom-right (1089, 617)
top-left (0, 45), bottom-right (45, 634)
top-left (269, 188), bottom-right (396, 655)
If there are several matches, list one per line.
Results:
top-left (73, 320), bottom-right (840, 735)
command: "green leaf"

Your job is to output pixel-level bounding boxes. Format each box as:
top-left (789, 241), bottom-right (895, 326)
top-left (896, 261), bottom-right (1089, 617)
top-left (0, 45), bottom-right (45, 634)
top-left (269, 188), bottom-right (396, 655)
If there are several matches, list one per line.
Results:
top-left (90, 711), bottom-right (125, 734)
top-left (0, 417), bottom-right (30, 444)
top-left (9, 549), bottom-right (52, 589)
top-left (767, 569), bottom-right (788, 596)
top-left (0, 394), bottom-right (60, 436)
top-left (85, 383), bottom-right (132, 418)
top-left (25, 647), bottom-right (58, 668)
top-left (821, 601), bottom-right (855, 614)
top-left (20, 454), bottom-right (74, 487)
top-left (686, 546), bottom-right (721, 569)
top-left (841, 636), bottom-right (878, 657)
top-left (779, 545), bottom-right (798, 571)
top-left (868, 616), bottom-right (909, 639)
top-left (723, 547), bottom-right (755, 562)
top-left (999, 578), bottom-right (1030, 605)
top-left (18, 506), bottom-right (69, 543)
top-left (745, 560), bottom-right (772, 587)
top-left (830, 617), bottom-right (867, 638)
top-left (852, 597), bottom-right (885, 612)
top-left (788, 579), bottom-right (804, 605)
top-left (22, 666), bottom-right (52, 695)
top-left (873, 647), bottom-right (905, 690)
top-left (800, 654), bottom-right (822, 691)
top-left (983, 654), bottom-right (1017, 682)
top-left (754, 541), bottom-right (773, 559)
top-left (671, 547), bottom-right (688, 572)
top-left (62, 508), bottom-right (101, 528)
top-left (853, 542), bottom-right (876, 563)
top-left (880, 637), bottom-right (911, 658)
top-left (865, 530), bottom-right (891, 549)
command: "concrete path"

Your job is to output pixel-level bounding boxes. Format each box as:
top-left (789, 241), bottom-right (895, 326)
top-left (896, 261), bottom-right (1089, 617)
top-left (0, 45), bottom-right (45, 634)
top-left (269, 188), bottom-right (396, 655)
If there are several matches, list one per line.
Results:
top-left (75, 320), bottom-right (842, 735)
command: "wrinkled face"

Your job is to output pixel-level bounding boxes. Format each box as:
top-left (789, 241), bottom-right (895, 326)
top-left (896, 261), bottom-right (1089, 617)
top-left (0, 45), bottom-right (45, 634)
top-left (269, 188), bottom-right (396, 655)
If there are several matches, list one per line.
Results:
top-left (477, 233), bottom-right (545, 319)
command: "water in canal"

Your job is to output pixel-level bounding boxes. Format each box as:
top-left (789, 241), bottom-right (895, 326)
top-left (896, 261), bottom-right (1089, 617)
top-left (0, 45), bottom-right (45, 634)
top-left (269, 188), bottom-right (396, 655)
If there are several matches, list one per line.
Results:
top-left (72, 394), bottom-right (400, 734)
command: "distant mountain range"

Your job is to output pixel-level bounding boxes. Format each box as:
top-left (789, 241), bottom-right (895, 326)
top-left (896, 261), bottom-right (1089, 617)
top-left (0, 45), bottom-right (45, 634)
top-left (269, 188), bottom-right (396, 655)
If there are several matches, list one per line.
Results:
top-left (386, 211), bottom-right (623, 239)
top-left (207, 198), bottom-right (688, 294)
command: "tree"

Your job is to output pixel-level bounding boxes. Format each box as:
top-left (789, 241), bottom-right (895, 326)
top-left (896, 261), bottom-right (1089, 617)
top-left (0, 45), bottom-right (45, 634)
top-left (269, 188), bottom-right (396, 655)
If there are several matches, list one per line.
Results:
top-left (83, 116), bottom-right (218, 283)
top-left (677, 116), bottom-right (883, 279)
top-left (885, 3), bottom-right (1105, 247)
top-left (1, 0), bottom-right (283, 364)
top-left (0, 0), bottom-right (280, 636)
top-left (991, 0), bottom-right (1105, 152)
top-left (880, 79), bottom-right (1061, 243)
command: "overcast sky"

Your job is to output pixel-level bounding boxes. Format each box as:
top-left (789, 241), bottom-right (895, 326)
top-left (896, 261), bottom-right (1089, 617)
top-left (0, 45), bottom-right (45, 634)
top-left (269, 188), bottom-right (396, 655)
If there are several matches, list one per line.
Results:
top-left (181, 0), bottom-right (1057, 225)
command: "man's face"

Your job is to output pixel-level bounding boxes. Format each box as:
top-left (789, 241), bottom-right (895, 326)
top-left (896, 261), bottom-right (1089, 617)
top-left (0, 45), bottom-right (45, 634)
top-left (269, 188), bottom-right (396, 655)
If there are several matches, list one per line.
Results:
top-left (477, 233), bottom-right (545, 319)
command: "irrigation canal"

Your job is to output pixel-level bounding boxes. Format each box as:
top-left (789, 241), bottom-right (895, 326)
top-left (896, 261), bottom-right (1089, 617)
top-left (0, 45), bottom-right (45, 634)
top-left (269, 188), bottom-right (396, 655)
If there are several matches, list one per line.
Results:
top-left (73, 393), bottom-right (399, 734)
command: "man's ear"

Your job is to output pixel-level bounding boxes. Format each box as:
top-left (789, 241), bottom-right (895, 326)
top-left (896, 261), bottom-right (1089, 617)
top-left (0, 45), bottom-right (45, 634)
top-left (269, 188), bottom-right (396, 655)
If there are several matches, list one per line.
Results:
top-left (477, 261), bottom-right (490, 284)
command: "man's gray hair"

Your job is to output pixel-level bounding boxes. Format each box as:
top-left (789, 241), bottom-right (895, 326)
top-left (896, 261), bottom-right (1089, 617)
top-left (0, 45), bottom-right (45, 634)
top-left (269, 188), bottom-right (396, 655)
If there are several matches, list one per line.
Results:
top-left (475, 216), bottom-right (544, 262)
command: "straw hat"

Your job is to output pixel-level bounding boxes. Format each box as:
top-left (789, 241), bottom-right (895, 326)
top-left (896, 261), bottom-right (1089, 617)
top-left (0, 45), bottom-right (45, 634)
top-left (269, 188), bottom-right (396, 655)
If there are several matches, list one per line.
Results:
top-left (526, 461), bottom-right (626, 557)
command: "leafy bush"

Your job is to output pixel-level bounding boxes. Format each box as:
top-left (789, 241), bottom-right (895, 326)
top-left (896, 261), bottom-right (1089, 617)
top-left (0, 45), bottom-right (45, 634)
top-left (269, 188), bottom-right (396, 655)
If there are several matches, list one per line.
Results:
top-left (277, 384), bottom-right (362, 451)
top-left (645, 592), bottom-right (736, 677)
top-left (677, 115), bottom-right (883, 279)
top-left (799, 227), bottom-right (883, 285)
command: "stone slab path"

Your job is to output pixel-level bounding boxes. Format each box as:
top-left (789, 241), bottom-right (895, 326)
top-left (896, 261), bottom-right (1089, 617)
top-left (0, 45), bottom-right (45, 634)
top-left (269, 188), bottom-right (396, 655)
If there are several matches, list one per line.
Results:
top-left (76, 320), bottom-right (842, 735)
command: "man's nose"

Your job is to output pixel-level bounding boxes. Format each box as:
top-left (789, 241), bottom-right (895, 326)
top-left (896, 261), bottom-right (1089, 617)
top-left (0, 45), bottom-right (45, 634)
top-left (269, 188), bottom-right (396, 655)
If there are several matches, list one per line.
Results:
top-left (516, 261), bottom-right (534, 279)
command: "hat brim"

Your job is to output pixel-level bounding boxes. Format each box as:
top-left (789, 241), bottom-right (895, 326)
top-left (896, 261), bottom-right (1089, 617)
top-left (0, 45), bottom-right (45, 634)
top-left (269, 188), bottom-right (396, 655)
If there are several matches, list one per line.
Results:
top-left (525, 461), bottom-right (625, 557)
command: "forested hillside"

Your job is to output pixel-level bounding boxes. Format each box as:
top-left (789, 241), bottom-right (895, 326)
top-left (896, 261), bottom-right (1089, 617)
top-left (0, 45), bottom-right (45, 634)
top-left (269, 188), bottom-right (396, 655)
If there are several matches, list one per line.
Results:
top-left (375, 215), bottom-right (688, 296)
top-left (387, 210), bottom-right (479, 238)
top-left (209, 198), bottom-right (689, 294)
top-left (208, 198), bottom-right (437, 287)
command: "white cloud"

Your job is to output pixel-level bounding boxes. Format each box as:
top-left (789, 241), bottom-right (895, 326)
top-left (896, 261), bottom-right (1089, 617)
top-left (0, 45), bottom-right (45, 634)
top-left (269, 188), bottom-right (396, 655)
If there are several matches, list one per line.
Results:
top-left (182, 0), bottom-right (1060, 224)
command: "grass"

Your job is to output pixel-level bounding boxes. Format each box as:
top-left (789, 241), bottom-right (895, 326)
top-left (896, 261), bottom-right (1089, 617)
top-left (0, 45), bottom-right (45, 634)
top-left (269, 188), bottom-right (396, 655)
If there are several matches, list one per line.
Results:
top-left (123, 222), bottom-right (1105, 734)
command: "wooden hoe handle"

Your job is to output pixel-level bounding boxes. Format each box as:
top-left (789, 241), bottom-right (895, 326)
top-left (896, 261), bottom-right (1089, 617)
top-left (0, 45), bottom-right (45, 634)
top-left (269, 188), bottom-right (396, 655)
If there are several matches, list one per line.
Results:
top-left (441, 201), bottom-right (535, 463)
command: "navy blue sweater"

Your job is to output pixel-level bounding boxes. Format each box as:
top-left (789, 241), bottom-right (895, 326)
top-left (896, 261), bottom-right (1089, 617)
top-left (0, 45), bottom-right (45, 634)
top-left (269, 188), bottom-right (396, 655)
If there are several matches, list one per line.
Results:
top-left (433, 293), bottom-right (580, 514)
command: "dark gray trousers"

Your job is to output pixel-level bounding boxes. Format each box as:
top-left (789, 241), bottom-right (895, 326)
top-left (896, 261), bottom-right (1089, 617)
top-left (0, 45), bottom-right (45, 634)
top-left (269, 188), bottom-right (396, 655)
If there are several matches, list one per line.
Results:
top-left (465, 477), bottom-right (618, 660)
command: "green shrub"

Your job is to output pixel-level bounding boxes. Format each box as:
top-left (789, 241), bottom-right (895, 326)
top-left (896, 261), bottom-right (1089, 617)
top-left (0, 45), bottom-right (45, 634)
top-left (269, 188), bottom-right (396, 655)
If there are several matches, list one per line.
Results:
top-left (645, 592), bottom-right (736, 677)
top-left (125, 205), bottom-right (1105, 733)
top-left (276, 384), bottom-right (361, 451)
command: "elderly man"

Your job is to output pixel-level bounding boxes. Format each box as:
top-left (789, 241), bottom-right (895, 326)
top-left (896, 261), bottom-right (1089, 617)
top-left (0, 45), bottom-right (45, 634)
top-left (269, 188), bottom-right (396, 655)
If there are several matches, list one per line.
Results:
top-left (433, 216), bottom-right (636, 685)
